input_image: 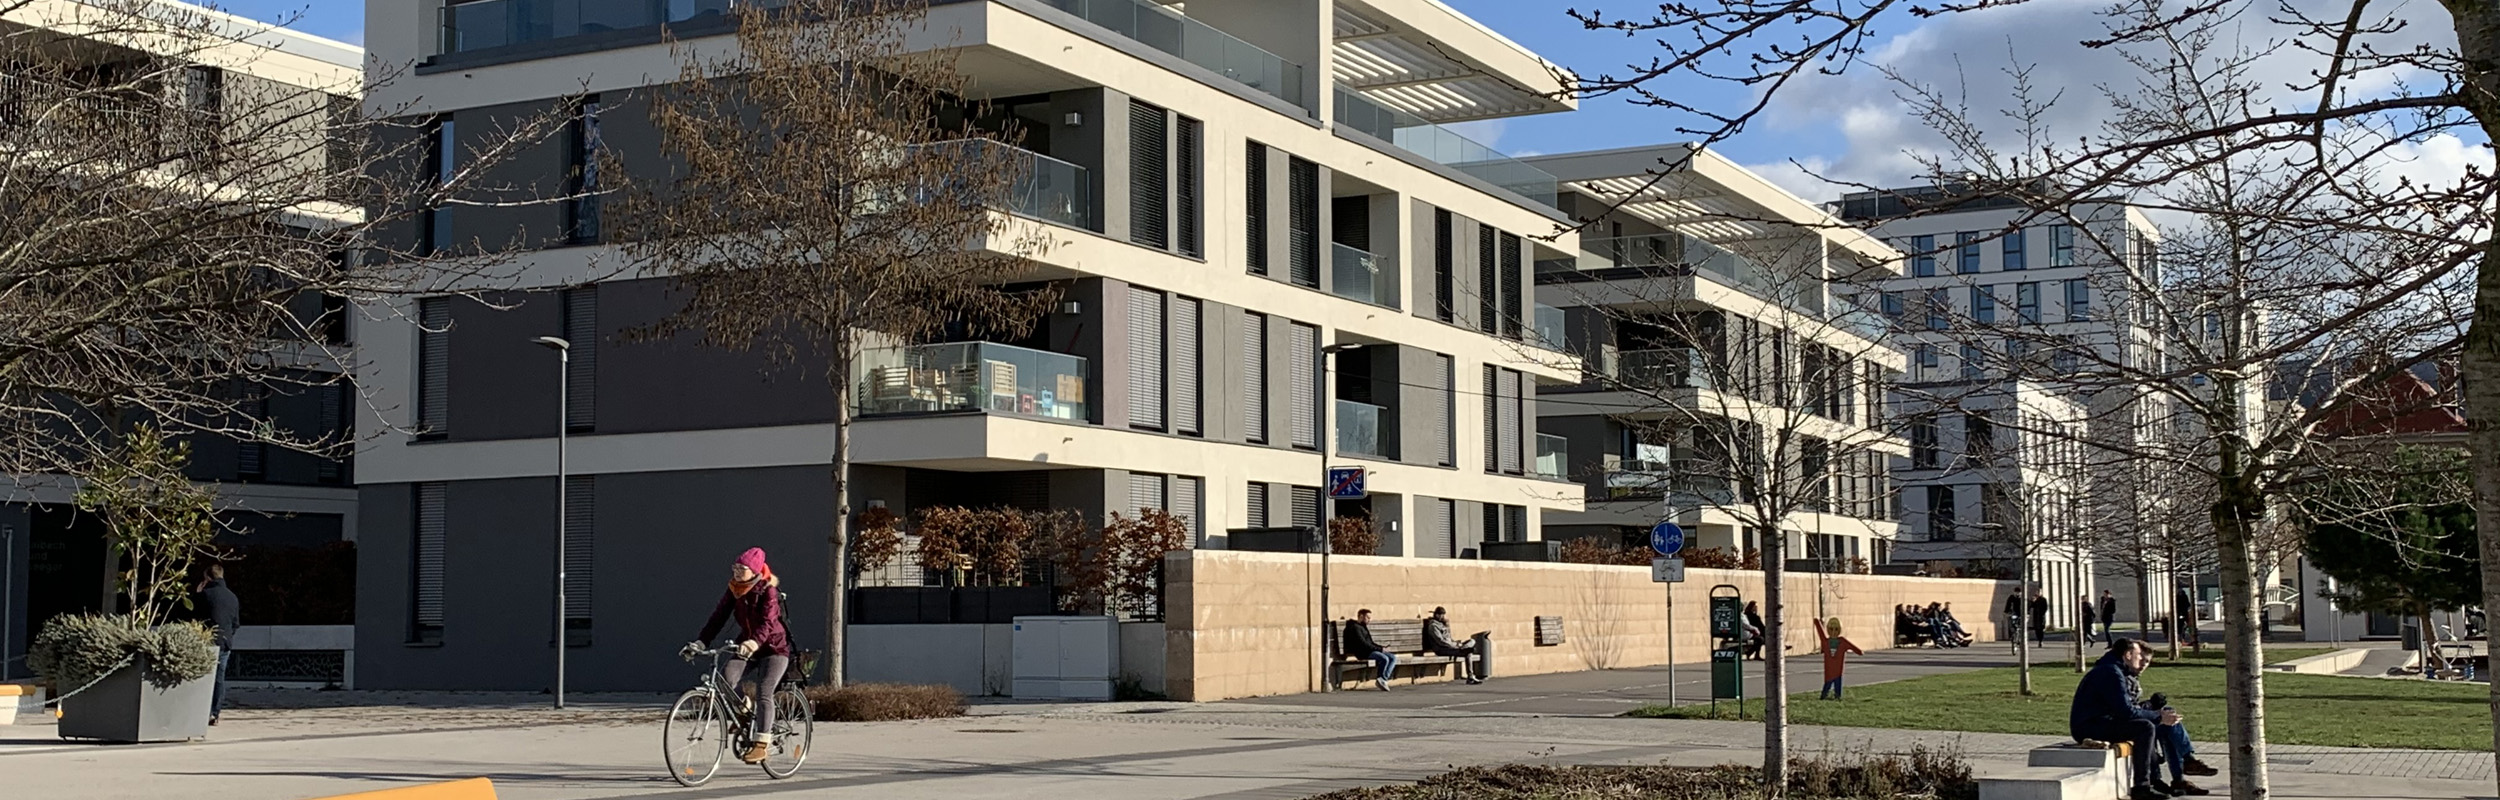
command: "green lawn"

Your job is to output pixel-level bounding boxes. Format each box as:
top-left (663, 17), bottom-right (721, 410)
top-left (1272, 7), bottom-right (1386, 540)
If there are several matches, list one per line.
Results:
top-left (1630, 649), bottom-right (2497, 751)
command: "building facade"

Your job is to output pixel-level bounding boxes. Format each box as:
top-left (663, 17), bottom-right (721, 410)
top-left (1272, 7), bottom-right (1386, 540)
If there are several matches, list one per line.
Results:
top-left (353, 0), bottom-right (1595, 690)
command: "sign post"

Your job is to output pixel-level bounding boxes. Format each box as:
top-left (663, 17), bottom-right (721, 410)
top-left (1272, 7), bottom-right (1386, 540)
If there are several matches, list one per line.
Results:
top-left (1650, 521), bottom-right (1685, 706)
top-left (1708, 584), bottom-right (1744, 718)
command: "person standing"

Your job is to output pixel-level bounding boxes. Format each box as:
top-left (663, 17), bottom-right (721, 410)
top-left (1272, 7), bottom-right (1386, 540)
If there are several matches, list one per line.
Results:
top-left (2098, 590), bottom-right (2119, 642)
top-left (2028, 590), bottom-right (2050, 644)
top-left (2175, 585), bottom-right (2201, 651)
top-left (1741, 601), bottom-right (1768, 660)
top-left (689, 547), bottom-right (791, 764)
top-left (196, 564), bottom-right (240, 727)
top-left (1342, 609), bottom-right (1395, 690)
top-left (1421, 607), bottom-right (1484, 684)
top-left (1815, 618), bottom-right (1864, 700)
top-left (2080, 595), bottom-right (2099, 644)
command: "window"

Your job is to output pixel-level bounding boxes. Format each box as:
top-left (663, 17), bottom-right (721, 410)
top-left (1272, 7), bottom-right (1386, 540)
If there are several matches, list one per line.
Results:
top-left (1127, 287), bottom-right (1166, 431)
top-left (411, 482), bottom-right (447, 643)
top-left (1482, 365), bottom-right (1498, 472)
top-left (1880, 291), bottom-right (1903, 318)
top-left (1246, 142), bottom-right (1268, 275)
top-left (1175, 116), bottom-right (1203, 258)
top-left (1506, 505), bottom-right (1528, 544)
top-left (1433, 209), bottom-right (1455, 323)
top-left (1910, 234), bottom-right (1935, 277)
top-left (1477, 225), bottom-right (1498, 334)
top-left (1432, 353), bottom-right (1455, 466)
top-left (425, 118), bottom-right (456, 255)
top-left (325, 94), bottom-right (360, 198)
top-left (235, 386), bottom-right (266, 479)
top-left (1287, 157), bottom-right (1319, 287)
top-left (1243, 312), bottom-right (1267, 443)
top-left (1957, 232), bottom-right (1981, 273)
top-left (1499, 233), bottom-right (1523, 340)
top-left (2064, 279), bottom-right (2090, 321)
top-left (564, 475), bottom-right (593, 645)
top-left (316, 384), bottom-right (348, 484)
top-left (2002, 228), bottom-right (2026, 270)
top-left (1427, 499), bottom-right (1456, 558)
top-left (1173, 297), bottom-right (1201, 436)
top-left (1914, 344), bottom-right (1938, 373)
top-left (1287, 322), bottom-right (1318, 449)
top-left (1924, 288), bottom-right (1949, 331)
top-left (179, 65), bottom-right (224, 161)
top-left (1960, 344), bottom-right (1984, 380)
top-left (1965, 412), bottom-right (1995, 458)
top-left (417, 297), bottom-right (451, 435)
top-left (2050, 224), bottom-right (2076, 266)
top-left (1910, 415), bottom-right (1939, 469)
top-left (2016, 282), bottom-right (2040, 323)
top-left (1172, 475), bottom-right (1203, 546)
top-left (1926, 485), bottom-right (1956, 541)
top-left (562, 287), bottom-right (596, 432)
top-left (1128, 100), bottom-right (1169, 250)
top-left (1246, 483), bottom-right (1269, 528)
top-left (1971, 286), bottom-right (1996, 324)
top-left (563, 98), bottom-right (603, 244)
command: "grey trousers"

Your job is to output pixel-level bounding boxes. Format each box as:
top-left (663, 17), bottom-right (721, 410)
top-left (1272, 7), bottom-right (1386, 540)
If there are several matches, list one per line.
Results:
top-left (722, 653), bottom-right (790, 737)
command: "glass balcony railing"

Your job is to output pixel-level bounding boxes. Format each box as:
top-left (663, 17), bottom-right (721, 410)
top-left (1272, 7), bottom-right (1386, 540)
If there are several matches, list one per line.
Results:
top-left (1615, 348), bottom-right (1712, 391)
top-left (439, 0), bottom-right (779, 54)
top-left (1045, 0), bottom-right (1307, 111)
top-left (1564, 232), bottom-right (1827, 315)
top-left (1603, 461), bottom-right (1737, 502)
top-left (1533, 433), bottom-right (1567, 480)
top-left (1333, 88), bottom-right (1558, 209)
top-left (856, 342), bottom-right (1089, 421)
top-left (1329, 243), bottom-right (1396, 308)
top-left (1335, 399), bottom-right (1385, 457)
top-left (918, 139), bottom-right (1093, 229)
top-left (1532, 304), bottom-right (1566, 351)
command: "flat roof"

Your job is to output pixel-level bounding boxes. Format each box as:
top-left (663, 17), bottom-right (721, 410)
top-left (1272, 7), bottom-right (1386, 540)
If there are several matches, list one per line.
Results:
top-left (1525, 143), bottom-right (1897, 264)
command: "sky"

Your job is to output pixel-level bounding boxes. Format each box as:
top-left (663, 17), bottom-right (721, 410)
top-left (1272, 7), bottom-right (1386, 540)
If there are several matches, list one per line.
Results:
top-left (211, 0), bottom-right (2478, 205)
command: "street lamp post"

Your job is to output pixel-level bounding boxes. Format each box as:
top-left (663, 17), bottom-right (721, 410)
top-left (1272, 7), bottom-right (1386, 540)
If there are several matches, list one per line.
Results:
top-left (532, 336), bottom-right (571, 709)
top-left (1316, 342), bottom-right (1360, 693)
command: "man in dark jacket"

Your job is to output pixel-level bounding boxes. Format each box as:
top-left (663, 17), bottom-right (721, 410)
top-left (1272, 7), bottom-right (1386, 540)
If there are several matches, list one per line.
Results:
top-left (2028, 591), bottom-right (2050, 644)
top-left (2003, 592), bottom-right (2024, 643)
top-left (196, 565), bottom-right (241, 726)
top-left (2072, 638), bottom-right (2172, 799)
top-left (1422, 606), bottom-right (1484, 684)
top-left (2098, 590), bottom-right (2119, 642)
top-left (1343, 609), bottom-right (1394, 691)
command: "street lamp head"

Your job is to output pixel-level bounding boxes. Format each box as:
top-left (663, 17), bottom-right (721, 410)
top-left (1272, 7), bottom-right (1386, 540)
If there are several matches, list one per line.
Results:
top-left (532, 336), bottom-right (572, 351)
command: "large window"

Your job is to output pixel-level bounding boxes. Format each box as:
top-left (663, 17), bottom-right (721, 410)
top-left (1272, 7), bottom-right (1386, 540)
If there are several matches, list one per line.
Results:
top-left (1287, 157), bottom-right (1319, 287)
top-left (1910, 415), bottom-right (1939, 469)
top-left (1925, 485), bottom-right (1957, 541)
top-left (1246, 142), bottom-right (1268, 275)
top-left (1965, 412), bottom-right (1995, 458)
top-left (1910, 234), bottom-right (1935, 277)
top-left (2064, 279), bottom-right (2091, 321)
top-left (1476, 225), bottom-right (1498, 334)
top-left (2002, 228), bottom-right (2026, 270)
top-left (2016, 282), bottom-right (2041, 323)
top-left (1956, 232), bottom-right (1981, 273)
top-left (425, 118), bottom-right (455, 255)
top-left (2050, 224), bottom-right (2076, 266)
top-left (1499, 232), bottom-right (1523, 340)
top-left (1128, 100), bottom-right (1169, 250)
top-left (563, 97), bottom-right (603, 244)
top-left (1971, 286), bottom-right (1996, 324)
top-left (1960, 344), bottom-right (1984, 380)
top-left (1924, 288), bottom-right (1949, 331)
top-left (1433, 209), bottom-right (1455, 323)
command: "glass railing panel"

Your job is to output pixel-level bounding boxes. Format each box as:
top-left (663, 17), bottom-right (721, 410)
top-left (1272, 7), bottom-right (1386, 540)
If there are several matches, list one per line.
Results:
top-left (907, 139), bottom-right (1094, 230)
top-left (1534, 434), bottom-right (1567, 479)
top-left (1046, 0), bottom-right (1306, 110)
top-left (857, 341), bottom-right (1089, 421)
top-left (1333, 89), bottom-right (1556, 209)
top-left (1532, 304), bottom-right (1566, 351)
top-left (1329, 243), bottom-right (1395, 307)
top-left (1616, 348), bottom-right (1711, 390)
top-left (1335, 399), bottom-right (1384, 457)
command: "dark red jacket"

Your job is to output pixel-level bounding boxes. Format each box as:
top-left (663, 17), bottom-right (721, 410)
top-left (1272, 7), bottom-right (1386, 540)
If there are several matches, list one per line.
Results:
top-left (697, 580), bottom-right (791, 657)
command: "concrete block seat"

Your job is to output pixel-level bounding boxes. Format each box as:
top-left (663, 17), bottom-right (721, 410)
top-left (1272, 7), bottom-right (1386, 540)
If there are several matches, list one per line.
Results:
top-left (1976, 743), bottom-right (2130, 800)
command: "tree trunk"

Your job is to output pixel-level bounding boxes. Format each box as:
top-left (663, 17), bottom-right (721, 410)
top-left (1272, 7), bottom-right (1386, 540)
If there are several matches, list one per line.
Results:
top-left (2136, 569), bottom-right (2153, 644)
top-left (1760, 522), bottom-right (1788, 797)
top-left (2074, 541), bottom-right (2087, 673)
top-left (2213, 486), bottom-right (2272, 800)
top-left (2018, 552), bottom-right (2033, 696)
top-left (2462, 216), bottom-right (2500, 785)
top-left (826, 327), bottom-right (855, 688)
top-left (2167, 541), bottom-right (2185, 659)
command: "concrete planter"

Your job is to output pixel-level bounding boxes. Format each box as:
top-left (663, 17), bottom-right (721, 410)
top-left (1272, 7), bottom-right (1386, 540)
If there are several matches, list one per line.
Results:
top-left (57, 655), bottom-right (212, 743)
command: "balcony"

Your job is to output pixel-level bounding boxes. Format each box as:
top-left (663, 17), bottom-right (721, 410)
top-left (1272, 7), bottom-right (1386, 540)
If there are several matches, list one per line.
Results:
top-left (439, 0), bottom-right (777, 54)
top-left (1615, 348), bottom-right (1712, 391)
top-left (1551, 233), bottom-right (1828, 316)
top-left (1602, 461), bottom-right (1738, 503)
top-left (1531, 304), bottom-right (1566, 351)
top-left (1332, 88), bottom-right (1557, 209)
top-left (1335, 399), bottom-right (1385, 457)
top-left (920, 139), bottom-right (1093, 229)
top-left (0, 74), bottom-right (218, 162)
top-left (1329, 243), bottom-right (1397, 308)
top-left (1045, 0), bottom-right (1308, 111)
top-left (857, 342), bottom-right (1089, 422)
top-left (1533, 434), bottom-right (1567, 480)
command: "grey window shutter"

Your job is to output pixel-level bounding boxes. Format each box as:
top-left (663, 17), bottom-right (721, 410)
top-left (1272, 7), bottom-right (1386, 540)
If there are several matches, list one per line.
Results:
top-left (1176, 116), bottom-right (1202, 257)
top-left (1290, 485), bottom-right (1320, 529)
top-left (565, 476), bottom-right (594, 620)
top-left (418, 297), bottom-right (450, 433)
top-left (1287, 157), bottom-right (1318, 288)
top-left (1506, 504), bottom-right (1527, 542)
top-left (1128, 100), bottom-right (1169, 250)
top-left (563, 287), bottom-right (596, 431)
top-left (1243, 312), bottom-right (1267, 443)
top-left (1172, 476), bottom-right (1202, 546)
top-left (413, 482), bottom-right (447, 636)
top-left (1246, 483), bottom-right (1269, 528)
top-left (1128, 287), bottom-right (1166, 430)
top-left (1433, 354), bottom-right (1454, 466)
top-left (1482, 365), bottom-right (1498, 472)
top-left (1477, 225), bottom-right (1498, 333)
top-left (1481, 502), bottom-right (1500, 543)
top-left (235, 386), bottom-right (265, 478)
top-left (1500, 233), bottom-right (1523, 339)
top-left (1430, 498), bottom-right (1455, 558)
top-left (1247, 142), bottom-right (1268, 275)
top-left (1499, 369), bottom-right (1523, 474)
top-left (1129, 471), bottom-right (1167, 514)
top-left (1433, 209), bottom-right (1455, 323)
top-left (1288, 322), bottom-right (1317, 449)
top-left (1173, 297), bottom-right (1201, 435)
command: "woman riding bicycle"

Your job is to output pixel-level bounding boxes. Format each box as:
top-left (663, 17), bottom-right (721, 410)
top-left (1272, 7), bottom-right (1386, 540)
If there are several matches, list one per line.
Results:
top-left (687, 547), bottom-right (791, 764)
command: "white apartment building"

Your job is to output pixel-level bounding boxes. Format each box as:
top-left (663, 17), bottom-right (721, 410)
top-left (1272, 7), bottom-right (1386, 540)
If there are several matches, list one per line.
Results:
top-left (0, 0), bottom-right (362, 683)
top-left (1889, 380), bottom-right (2091, 626)
top-left (353, 0), bottom-right (1595, 690)
top-left (1532, 145), bottom-right (1908, 566)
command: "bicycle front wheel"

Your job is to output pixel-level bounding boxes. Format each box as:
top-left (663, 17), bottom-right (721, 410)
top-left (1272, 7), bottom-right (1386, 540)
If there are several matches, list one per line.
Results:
top-left (761, 683), bottom-right (813, 778)
top-left (662, 688), bottom-right (728, 787)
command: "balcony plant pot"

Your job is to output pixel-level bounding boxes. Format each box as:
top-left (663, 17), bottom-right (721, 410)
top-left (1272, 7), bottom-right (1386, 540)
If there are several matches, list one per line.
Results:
top-left (56, 654), bottom-right (212, 743)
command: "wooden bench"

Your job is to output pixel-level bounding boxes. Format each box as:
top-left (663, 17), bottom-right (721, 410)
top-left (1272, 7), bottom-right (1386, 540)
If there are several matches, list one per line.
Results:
top-left (1895, 623), bottom-right (1935, 648)
top-left (1327, 619), bottom-right (1486, 688)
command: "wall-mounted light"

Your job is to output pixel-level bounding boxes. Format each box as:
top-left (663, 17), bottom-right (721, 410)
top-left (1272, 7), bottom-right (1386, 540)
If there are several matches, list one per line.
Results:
top-left (1063, 111), bottom-right (1084, 127)
top-left (1057, 301), bottom-right (1083, 315)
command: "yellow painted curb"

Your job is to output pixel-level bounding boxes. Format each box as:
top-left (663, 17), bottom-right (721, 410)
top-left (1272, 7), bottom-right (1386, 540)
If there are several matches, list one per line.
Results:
top-left (304, 778), bottom-right (497, 800)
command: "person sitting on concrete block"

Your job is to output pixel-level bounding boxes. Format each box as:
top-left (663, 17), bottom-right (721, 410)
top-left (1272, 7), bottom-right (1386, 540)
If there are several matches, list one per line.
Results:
top-left (2071, 637), bottom-right (2170, 800)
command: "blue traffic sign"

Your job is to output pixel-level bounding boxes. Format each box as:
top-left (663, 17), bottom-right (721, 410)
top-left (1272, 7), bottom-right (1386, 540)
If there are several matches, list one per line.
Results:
top-left (1650, 521), bottom-right (1686, 556)
top-left (1327, 467), bottom-right (1367, 499)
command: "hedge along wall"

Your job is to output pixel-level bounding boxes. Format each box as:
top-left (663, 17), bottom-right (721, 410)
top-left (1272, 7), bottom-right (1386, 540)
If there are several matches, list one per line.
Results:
top-left (1161, 550), bottom-right (2021, 702)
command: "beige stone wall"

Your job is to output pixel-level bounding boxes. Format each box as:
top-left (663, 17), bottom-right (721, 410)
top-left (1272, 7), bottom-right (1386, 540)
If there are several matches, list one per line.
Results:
top-left (1165, 550), bottom-right (2020, 702)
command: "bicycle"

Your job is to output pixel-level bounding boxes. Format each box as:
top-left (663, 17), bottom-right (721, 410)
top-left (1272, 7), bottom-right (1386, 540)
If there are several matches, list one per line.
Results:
top-left (662, 644), bottom-right (816, 786)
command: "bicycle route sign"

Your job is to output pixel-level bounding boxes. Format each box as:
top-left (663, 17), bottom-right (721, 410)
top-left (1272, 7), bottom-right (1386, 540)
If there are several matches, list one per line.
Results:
top-left (1649, 521), bottom-right (1685, 556)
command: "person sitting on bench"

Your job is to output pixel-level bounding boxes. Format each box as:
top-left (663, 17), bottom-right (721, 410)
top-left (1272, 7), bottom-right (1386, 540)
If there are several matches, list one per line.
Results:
top-left (2127, 640), bottom-right (2218, 795)
top-left (2071, 638), bottom-right (2172, 800)
top-left (1343, 609), bottom-right (1394, 691)
top-left (1423, 606), bottom-right (1486, 684)
top-left (1741, 601), bottom-right (1768, 660)
top-left (1929, 602), bottom-right (1971, 648)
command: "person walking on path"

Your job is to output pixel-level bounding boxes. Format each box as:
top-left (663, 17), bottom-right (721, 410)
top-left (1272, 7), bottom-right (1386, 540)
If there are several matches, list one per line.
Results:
top-left (2175, 585), bottom-right (2202, 651)
top-left (1342, 609), bottom-right (1394, 690)
top-left (2028, 591), bottom-right (2050, 644)
top-left (2080, 595), bottom-right (2099, 644)
top-left (690, 547), bottom-right (792, 764)
top-left (1815, 617), bottom-right (1863, 700)
top-left (2098, 590), bottom-right (2119, 642)
top-left (196, 564), bottom-right (240, 726)
top-left (1421, 607), bottom-right (1484, 684)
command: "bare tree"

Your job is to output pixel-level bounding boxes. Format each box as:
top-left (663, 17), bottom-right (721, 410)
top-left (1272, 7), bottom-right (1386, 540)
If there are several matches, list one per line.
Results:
top-left (607, 0), bottom-right (1053, 686)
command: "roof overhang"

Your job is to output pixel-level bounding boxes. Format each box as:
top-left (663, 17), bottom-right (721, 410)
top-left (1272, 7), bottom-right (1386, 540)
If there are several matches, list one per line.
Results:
top-left (1525, 144), bottom-right (1899, 268)
top-left (1330, 0), bottom-right (1574, 123)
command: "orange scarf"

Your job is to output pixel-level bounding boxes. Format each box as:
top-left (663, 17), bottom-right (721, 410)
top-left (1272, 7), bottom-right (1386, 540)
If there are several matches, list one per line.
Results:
top-left (729, 566), bottom-right (778, 597)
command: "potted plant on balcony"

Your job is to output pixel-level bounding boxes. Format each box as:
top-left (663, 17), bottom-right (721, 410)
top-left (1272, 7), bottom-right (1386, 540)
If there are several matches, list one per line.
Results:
top-left (28, 426), bottom-right (225, 742)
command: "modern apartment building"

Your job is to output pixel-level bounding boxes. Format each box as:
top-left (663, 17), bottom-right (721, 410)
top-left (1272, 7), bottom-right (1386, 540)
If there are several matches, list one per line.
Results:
top-left (0, 1), bottom-right (362, 681)
top-left (353, 0), bottom-right (1592, 690)
top-left (1532, 145), bottom-right (1907, 565)
top-left (1840, 185), bottom-right (2180, 624)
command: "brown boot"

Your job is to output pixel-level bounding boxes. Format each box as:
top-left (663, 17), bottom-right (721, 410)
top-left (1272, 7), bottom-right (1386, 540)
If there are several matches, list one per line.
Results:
top-left (738, 739), bottom-right (772, 764)
top-left (2181, 758), bottom-right (2218, 777)
top-left (2165, 778), bottom-right (2213, 796)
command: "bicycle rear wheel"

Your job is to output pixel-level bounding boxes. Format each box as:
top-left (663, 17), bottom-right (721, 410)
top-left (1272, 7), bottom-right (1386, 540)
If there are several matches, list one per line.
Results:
top-left (662, 688), bottom-right (728, 787)
top-left (760, 683), bottom-right (813, 778)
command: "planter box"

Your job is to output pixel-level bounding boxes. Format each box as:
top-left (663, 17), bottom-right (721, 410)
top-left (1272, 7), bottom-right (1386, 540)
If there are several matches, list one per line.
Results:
top-left (57, 656), bottom-right (211, 743)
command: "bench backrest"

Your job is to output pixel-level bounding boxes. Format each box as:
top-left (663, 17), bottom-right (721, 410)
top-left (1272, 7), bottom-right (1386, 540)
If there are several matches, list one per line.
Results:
top-left (1329, 619), bottom-right (1429, 657)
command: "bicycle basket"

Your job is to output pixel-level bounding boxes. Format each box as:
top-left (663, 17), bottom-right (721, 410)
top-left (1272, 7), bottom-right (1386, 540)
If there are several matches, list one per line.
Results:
top-left (789, 649), bottom-right (820, 685)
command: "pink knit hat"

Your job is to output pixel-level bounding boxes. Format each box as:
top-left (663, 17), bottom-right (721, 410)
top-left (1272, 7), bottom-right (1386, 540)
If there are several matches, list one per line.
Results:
top-left (735, 547), bottom-right (769, 575)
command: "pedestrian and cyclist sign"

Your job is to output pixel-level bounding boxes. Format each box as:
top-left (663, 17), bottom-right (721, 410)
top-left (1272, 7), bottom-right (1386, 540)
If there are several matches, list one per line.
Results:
top-left (1327, 467), bottom-right (1367, 499)
top-left (1649, 521), bottom-right (1685, 556)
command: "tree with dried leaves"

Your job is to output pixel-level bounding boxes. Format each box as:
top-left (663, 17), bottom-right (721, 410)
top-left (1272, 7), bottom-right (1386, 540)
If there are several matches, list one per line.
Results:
top-left (608, 0), bottom-right (1054, 687)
